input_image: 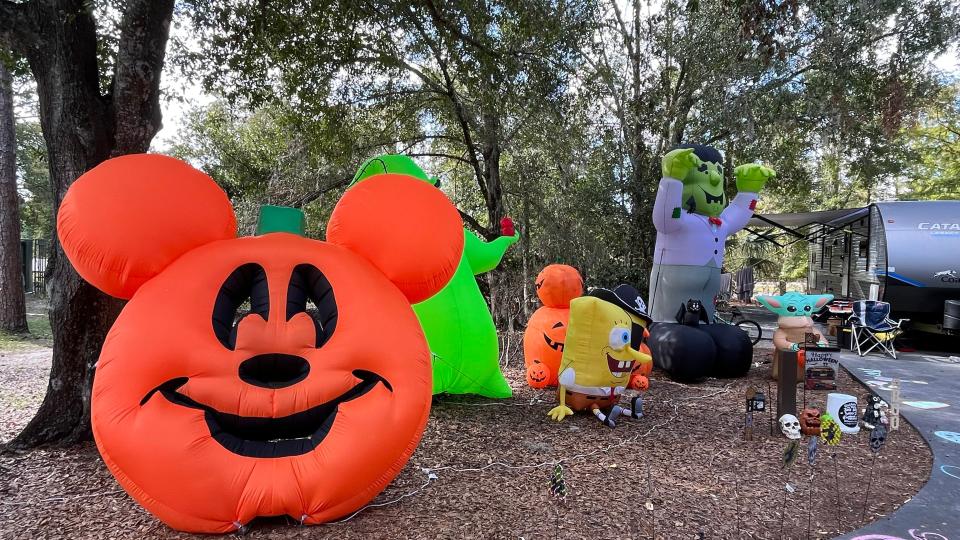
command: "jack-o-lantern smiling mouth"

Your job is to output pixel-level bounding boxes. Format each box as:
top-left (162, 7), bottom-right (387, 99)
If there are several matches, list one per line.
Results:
top-left (542, 333), bottom-right (564, 352)
top-left (141, 369), bottom-right (392, 458)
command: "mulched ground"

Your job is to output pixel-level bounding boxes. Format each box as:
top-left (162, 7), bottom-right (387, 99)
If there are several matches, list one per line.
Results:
top-left (0, 335), bottom-right (932, 539)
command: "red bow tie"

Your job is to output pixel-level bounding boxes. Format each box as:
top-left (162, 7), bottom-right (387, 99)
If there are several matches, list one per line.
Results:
top-left (709, 217), bottom-right (722, 226)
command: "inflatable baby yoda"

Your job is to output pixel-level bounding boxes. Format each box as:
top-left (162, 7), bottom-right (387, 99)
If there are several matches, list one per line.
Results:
top-left (757, 292), bottom-right (834, 352)
top-left (757, 292), bottom-right (832, 380)
top-left (547, 296), bottom-right (653, 427)
top-left (647, 144), bottom-right (775, 381)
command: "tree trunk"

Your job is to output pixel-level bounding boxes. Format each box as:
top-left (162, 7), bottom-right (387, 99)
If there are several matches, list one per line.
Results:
top-left (3, 0), bottom-right (174, 449)
top-left (479, 111), bottom-right (508, 330)
top-left (0, 61), bottom-right (28, 333)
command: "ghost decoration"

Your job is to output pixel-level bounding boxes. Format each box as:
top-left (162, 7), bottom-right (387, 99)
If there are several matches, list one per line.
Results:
top-left (807, 436), bottom-right (818, 465)
top-left (779, 414), bottom-right (801, 440)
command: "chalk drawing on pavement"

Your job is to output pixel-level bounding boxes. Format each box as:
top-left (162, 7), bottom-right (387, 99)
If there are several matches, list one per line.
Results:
top-left (903, 401), bottom-right (949, 409)
top-left (851, 531), bottom-right (949, 540)
top-left (942, 465), bottom-right (960, 480)
top-left (934, 431), bottom-right (960, 444)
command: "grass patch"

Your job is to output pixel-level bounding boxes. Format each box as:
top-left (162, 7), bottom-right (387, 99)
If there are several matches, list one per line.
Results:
top-left (0, 306), bottom-right (52, 352)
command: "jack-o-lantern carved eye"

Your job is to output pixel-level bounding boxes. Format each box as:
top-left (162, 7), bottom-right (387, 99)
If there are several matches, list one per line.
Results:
top-left (286, 264), bottom-right (338, 348)
top-left (212, 263), bottom-right (270, 350)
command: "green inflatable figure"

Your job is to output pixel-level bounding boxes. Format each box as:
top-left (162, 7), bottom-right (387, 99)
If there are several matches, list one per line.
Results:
top-left (352, 155), bottom-right (518, 397)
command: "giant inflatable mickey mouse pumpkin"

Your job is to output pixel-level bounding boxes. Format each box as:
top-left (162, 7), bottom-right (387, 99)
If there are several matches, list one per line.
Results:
top-left (57, 154), bottom-right (463, 533)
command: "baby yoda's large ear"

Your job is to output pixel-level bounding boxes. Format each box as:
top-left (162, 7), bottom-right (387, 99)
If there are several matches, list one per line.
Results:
top-left (327, 173), bottom-right (463, 304)
top-left (814, 294), bottom-right (834, 310)
top-left (57, 154), bottom-right (237, 299)
top-left (756, 295), bottom-right (780, 312)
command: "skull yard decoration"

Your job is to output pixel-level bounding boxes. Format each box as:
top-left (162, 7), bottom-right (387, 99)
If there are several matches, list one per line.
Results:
top-left (779, 413), bottom-right (801, 440)
top-left (800, 407), bottom-right (822, 436)
top-left (870, 424), bottom-right (889, 453)
top-left (57, 155), bottom-right (464, 533)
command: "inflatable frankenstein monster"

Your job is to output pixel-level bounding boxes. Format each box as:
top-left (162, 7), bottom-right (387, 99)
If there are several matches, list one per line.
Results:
top-left (647, 144), bottom-right (774, 381)
top-left (352, 155), bottom-right (518, 397)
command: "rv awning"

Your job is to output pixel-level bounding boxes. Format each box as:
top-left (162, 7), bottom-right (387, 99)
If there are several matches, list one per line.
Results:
top-left (744, 207), bottom-right (869, 246)
top-left (747, 207), bottom-right (868, 229)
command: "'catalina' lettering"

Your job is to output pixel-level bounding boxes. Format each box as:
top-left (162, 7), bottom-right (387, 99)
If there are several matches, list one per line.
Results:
top-left (918, 223), bottom-right (960, 231)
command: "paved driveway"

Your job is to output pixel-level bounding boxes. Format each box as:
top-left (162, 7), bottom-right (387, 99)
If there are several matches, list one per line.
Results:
top-left (834, 351), bottom-right (960, 539)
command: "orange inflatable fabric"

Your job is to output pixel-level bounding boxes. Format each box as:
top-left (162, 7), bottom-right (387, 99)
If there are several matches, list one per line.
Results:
top-left (523, 264), bottom-right (583, 388)
top-left (57, 154), bottom-right (463, 533)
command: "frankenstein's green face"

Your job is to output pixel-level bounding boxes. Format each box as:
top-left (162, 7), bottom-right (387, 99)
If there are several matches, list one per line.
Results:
top-left (681, 160), bottom-right (726, 218)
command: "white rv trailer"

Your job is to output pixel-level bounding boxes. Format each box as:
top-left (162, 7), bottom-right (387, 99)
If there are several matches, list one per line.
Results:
top-left (746, 200), bottom-right (960, 335)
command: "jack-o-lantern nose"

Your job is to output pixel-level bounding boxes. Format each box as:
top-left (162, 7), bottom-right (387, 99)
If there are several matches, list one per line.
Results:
top-left (239, 353), bottom-right (310, 388)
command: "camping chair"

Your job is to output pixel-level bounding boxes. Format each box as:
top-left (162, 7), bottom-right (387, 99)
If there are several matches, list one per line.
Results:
top-left (849, 300), bottom-right (908, 359)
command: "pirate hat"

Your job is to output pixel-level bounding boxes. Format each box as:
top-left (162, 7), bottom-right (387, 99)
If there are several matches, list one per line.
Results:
top-left (588, 284), bottom-right (653, 325)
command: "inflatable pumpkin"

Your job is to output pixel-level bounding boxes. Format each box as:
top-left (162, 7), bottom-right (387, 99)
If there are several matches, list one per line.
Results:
top-left (523, 265), bottom-right (582, 388)
top-left (57, 155), bottom-right (463, 533)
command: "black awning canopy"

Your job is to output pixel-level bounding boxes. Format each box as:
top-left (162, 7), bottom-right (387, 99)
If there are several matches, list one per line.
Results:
top-left (745, 207), bottom-right (869, 247)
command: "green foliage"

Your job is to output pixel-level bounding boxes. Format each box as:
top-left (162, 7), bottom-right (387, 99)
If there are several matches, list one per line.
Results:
top-left (901, 83), bottom-right (960, 199)
top-left (27, 0), bottom-right (956, 323)
top-left (15, 121), bottom-right (51, 240)
top-left (168, 101), bottom-right (355, 236)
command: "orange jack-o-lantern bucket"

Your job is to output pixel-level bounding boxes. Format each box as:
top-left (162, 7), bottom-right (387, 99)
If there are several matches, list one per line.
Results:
top-left (57, 155), bottom-right (463, 533)
top-left (523, 265), bottom-right (582, 388)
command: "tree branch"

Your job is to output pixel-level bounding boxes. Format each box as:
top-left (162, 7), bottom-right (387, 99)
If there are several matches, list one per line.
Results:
top-left (292, 174), bottom-right (352, 208)
top-left (422, 0), bottom-right (500, 58)
top-left (109, 0), bottom-right (175, 155)
top-left (352, 134), bottom-right (462, 153)
top-left (408, 152), bottom-right (473, 165)
top-left (399, 7), bottom-right (487, 199)
top-left (458, 209), bottom-right (489, 237)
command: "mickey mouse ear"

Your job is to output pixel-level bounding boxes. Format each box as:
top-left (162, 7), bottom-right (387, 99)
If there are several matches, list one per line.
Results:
top-left (326, 174), bottom-right (463, 304)
top-left (57, 154), bottom-right (236, 299)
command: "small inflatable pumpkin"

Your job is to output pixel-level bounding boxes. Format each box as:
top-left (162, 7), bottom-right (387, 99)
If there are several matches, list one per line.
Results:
top-left (57, 155), bottom-right (463, 533)
top-left (523, 265), bottom-right (583, 388)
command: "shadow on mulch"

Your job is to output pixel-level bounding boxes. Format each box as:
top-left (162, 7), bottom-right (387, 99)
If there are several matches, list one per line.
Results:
top-left (0, 348), bottom-right (931, 539)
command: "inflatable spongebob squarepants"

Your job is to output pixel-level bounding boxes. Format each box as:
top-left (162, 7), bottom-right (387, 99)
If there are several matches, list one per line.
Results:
top-left (547, 296), bottom-right (653, 427)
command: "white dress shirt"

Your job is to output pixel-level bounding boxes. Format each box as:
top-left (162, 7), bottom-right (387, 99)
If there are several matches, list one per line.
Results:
top-left (651, 177), bottom-right (758, 267)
